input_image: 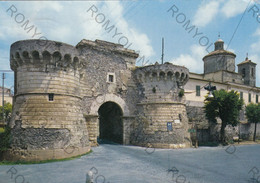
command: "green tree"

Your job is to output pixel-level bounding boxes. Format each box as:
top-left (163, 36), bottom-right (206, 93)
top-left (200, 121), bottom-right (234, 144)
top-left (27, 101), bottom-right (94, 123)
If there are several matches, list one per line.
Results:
top-left (245, 103), bottom-right (260, 141)
top-left (204, 89), bottom-right (243, 144)
top-left (0, 103), bottom-right (12, 122)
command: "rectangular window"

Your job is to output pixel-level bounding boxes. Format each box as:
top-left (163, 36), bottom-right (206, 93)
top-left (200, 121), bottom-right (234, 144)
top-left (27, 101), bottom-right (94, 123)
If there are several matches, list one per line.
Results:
top-left (107, 72), bottom-right (115, 83)
top-left (196, 85), bottom-right (200, 96)
top-left (256, 95), bottom-right (259, 103)
top-left (48, 93), bottom-right (54, 101)
top-left (109, 75), bottom-right (114, 82)
top-left (249, 93), bottom-right (251, 103)
top-left (240, 92), bottom-right (243, 100)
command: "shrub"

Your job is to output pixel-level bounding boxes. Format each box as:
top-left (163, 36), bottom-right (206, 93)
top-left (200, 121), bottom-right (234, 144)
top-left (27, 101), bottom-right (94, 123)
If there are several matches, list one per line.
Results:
top-left (0, 127), bottom-right (11, 152)
top-left (178, 89), bottom-right (184, 97)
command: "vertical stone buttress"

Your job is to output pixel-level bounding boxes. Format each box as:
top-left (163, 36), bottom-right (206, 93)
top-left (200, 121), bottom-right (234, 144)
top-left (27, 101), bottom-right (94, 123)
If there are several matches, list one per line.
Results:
top-left (133, 63), bottom-right (191, 148)
top-left (5, 40), bottom-right (90, 161)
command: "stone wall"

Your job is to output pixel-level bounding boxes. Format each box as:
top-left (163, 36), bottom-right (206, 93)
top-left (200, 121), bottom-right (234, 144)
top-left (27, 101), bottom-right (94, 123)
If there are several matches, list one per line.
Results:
top-left (85, 115), bottom-right (98, 146)
top-left (208, 122), bottom-right (260, 142)
top-left (131, 103), bottom-right (191, 148)
top-left (240, 123), bottom-right (260, 140)
top-left (186, 105), bottom-right (260, 143)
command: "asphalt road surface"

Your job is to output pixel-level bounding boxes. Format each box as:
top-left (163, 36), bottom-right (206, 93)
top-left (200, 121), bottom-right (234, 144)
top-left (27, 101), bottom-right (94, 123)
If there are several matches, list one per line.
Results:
top-left (1, 144), bottom-right (260, 183)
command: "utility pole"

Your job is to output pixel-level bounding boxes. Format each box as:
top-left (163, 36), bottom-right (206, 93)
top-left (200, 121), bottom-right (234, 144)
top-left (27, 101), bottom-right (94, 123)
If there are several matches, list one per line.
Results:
top-left (161, 37), bottom-right (164, 64)
top-left (2, 73), bottom-right (5, 123)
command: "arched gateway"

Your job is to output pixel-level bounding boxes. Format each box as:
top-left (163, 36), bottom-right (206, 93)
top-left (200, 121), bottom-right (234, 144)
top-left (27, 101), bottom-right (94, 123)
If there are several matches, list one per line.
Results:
top-left (86, 94), bottom-right (131, 146)
top-left (98, 102), bottom-right (123, 144)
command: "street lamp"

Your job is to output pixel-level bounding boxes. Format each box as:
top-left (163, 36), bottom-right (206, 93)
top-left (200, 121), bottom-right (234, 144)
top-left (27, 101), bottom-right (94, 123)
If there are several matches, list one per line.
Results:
top-left (204, 82), bottom-right (216, 99)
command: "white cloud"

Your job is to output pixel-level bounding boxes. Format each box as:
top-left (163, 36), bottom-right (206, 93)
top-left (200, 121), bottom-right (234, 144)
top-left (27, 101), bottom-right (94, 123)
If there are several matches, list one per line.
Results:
top-left (221, 0), bottom-right (248, 18)
top-left (0, 49), bottom-right (11, 70)
top-left (250, 28), bottom-right (260, 53)
top-left (249, 30), bottom-right (260, 84)
top-left (193, 1), bottom-right (220, 27)
top-left (253, 27), bottom-right (260, 37)
top-left (169, 45), bottom-right (207, 73)
top-left (251, 41), bottom-right (260, 53)
top-left (0, 1), bottom-right (154, 61)
top-left (193, 0), bottom-right (252, 27)
top-left (97, 2), bottom-right (154, 60)
top-left (0, 4), bottom-right (33, 41)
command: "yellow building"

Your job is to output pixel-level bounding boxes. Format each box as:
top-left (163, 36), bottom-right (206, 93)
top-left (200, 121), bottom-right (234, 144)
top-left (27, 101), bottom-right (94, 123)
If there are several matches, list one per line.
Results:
top-left (185, 39), bottom-right (259, 109)
top-left (0, 86), bottom-right (13, 106)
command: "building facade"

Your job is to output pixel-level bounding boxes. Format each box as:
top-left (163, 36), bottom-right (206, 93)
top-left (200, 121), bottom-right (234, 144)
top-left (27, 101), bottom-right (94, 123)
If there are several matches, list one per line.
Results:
top-left (184, 39), bottom-right (260, 142)
top-left (0, 87), bottom-right (13, 106)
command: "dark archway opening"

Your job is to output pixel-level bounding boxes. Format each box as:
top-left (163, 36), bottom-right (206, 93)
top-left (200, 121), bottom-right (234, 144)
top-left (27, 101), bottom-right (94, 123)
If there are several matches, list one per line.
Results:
top-left (98, 102), bottom-right (123, 144)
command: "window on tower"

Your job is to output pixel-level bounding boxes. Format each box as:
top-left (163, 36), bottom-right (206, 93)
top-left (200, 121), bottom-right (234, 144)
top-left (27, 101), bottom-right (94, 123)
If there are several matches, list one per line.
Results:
top-left (106, 72), bottom-right (116, 83)
top-left (109, 75), bottom-right (114, 82)
top-left (48, 93), bottom-right (54, 101)
top-left (251, 68), bottom-right (254, 77)
top-left (196, 85), bottom-right (200, 96)
top-left (242, 68), bottom-right (246, 77)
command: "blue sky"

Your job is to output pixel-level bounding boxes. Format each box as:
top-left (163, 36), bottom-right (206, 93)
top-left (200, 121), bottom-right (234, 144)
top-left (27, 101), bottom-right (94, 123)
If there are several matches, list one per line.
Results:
top-left (0, 0), bottom-right (260, 89)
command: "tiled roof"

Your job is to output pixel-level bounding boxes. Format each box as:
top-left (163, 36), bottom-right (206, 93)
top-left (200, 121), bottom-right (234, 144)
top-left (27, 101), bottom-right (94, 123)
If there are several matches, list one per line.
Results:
top-left (203, 49), bottom-right (236, 60)
top-left (237, 58), bottom-right (256, 65)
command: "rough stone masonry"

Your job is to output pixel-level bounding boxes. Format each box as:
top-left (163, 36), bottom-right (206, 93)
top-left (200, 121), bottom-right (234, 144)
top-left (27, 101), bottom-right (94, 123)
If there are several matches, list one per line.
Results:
top-left (3, 39), bottom-right (191, 161)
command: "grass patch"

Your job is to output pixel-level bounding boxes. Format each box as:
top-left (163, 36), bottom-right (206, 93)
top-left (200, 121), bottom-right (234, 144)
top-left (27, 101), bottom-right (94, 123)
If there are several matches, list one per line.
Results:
top-left (0, 149), bottom-right (92, 165)
top-left (0, 127), bottom-right (5, 133)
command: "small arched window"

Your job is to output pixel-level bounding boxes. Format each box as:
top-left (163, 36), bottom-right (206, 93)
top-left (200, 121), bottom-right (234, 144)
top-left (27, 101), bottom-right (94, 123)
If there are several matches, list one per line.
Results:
top-left (53, 52), bottom-right (62, 62)
top-left (251, 68), bottom-right (254, 77)
top-left (32, 51), bottom-right (40, 62)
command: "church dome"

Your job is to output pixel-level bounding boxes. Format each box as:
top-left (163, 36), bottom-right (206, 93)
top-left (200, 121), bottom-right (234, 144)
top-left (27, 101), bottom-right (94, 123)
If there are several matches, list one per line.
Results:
top-left (203, 39), bottom-right (236, 60)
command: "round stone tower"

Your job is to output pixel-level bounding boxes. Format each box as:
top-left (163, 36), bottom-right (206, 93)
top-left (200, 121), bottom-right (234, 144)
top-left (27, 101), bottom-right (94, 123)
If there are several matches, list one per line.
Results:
top-left (5, 39), bottom-right (90, 161)
top-left (133, 62), bottom-right (191, 149)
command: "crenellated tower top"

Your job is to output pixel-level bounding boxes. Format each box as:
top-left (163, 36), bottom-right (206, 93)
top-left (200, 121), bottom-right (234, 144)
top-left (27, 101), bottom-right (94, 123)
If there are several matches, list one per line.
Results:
top-left (10, 39), bottom-right (82, 71)
top-left (135, 62), bottom-right (189, 87)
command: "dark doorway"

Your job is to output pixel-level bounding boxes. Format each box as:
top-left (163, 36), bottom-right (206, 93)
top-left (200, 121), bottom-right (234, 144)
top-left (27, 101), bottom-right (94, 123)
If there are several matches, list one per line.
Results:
top-left (98, 102), bottom-right (123, 144)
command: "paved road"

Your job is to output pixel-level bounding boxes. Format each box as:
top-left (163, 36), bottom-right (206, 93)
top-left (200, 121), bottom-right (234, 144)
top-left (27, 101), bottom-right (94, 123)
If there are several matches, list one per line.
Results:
top-left (1, 144), bottom-right (260, 183)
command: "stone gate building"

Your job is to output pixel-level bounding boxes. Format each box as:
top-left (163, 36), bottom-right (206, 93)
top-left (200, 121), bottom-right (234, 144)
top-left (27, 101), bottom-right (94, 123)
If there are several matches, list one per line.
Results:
top-left (4, 39), bottom-right (191, 161)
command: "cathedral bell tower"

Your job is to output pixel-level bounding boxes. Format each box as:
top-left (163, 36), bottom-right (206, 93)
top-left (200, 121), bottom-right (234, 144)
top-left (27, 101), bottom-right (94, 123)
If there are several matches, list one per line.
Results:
top-left (237, 55), bottom-right (257, 87)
